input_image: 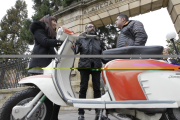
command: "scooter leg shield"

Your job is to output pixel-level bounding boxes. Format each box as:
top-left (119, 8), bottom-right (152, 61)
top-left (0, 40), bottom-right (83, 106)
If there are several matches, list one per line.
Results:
top-left (19, 75), bottom-right (67, 106)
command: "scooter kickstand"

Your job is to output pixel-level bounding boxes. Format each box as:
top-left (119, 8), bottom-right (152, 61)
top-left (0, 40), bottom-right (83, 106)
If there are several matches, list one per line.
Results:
top-left (98, 109), bottom-right (103, 120)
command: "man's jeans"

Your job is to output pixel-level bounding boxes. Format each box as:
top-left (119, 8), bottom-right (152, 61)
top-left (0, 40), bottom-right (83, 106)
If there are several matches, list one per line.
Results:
top-left (78, 69), bottom-right (101, 115)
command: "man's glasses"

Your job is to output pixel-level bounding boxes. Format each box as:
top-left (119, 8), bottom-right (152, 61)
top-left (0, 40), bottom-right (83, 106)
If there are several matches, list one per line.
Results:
top-left (88, 26), bottom-right (95, 28)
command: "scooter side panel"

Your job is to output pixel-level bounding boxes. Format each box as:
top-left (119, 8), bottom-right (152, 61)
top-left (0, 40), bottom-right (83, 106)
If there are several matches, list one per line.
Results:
top-left (138, 71), bottom-right (180, 106)
top-left (103, 59), bottom-right (180, 101)
top-left (105, 70), bottom-right (147, 101)
top-left (19, 75), bottom-right (67, 106)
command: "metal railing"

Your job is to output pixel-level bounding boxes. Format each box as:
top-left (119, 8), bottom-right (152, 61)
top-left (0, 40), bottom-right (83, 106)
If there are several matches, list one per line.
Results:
top-left (0, 58), bottom-right (30, 89)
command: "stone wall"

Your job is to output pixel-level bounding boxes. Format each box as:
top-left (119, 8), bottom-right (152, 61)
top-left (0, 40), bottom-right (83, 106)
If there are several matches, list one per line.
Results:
top-left (0, 87), bottom-right (29, 108)
top-left (54, 0), bottom-right (172, 34)
top-left (168, 0), bottom-right (180, 39)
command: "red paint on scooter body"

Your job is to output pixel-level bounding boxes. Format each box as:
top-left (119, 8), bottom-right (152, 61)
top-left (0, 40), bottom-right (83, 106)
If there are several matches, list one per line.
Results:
top-left (62, 27), bottom-right (75, 35)
top-left (103, 59), bottom-right (180, 101)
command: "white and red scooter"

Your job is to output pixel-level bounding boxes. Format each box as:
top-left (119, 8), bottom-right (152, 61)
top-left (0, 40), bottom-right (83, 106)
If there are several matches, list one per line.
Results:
top-left (0, 27), bottom-right (180, 120)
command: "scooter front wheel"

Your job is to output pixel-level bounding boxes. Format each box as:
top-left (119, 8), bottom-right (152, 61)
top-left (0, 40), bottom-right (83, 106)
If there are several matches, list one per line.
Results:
top-left (0, 87), bottom-right (53, 120)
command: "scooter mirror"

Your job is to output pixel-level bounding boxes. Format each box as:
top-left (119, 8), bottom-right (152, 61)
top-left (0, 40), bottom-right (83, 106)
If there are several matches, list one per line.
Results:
top-left (166, 31), bottom-right (177, 40)
top-left (56, 27), bottom-right (67, 41)
top-left (56, 27), bottom-right (63, 40)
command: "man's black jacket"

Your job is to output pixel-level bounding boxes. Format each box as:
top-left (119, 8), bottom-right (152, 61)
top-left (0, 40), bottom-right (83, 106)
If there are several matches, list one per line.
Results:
top-left (75, 38), bottom-right (104, 69)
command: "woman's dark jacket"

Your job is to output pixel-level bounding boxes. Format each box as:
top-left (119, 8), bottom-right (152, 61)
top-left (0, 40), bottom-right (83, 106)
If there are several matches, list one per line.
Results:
top-left (29, 21), bottom-right (63, 68)
top-left (75, 38), bottom-right (104, 69)
top-left (117, 20), bottom-right (148, 48)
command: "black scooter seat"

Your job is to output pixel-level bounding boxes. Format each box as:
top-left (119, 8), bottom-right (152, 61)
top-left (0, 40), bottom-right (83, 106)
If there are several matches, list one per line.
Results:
top-left (101, 46), bottom-right (164, 64)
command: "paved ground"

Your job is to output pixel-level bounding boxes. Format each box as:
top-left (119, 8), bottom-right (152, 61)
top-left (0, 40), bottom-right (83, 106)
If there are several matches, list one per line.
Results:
top-left (58, 110), bottom-right (117, 120)
top-left (58, 110), bottom-right (169, 120)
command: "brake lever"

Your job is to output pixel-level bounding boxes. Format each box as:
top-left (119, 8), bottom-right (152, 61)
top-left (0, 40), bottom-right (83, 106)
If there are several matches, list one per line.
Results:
top-left (54, 47), bottom-right (58, 55)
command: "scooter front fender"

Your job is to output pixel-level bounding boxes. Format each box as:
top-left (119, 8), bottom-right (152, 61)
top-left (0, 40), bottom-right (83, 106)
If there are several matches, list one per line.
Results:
top-left (19, 75), bottom-right (67, 106)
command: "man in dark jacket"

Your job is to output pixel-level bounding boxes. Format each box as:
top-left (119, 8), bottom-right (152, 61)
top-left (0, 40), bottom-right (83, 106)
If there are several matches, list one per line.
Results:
top-left (115, 14), bottom-right (148, 48)
top-left (74, 24), bottom-right (108, 120)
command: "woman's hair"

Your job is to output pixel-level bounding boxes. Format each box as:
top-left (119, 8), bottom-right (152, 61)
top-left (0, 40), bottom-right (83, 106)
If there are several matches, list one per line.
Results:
top-left (40, 15), bottom-right (57, 38)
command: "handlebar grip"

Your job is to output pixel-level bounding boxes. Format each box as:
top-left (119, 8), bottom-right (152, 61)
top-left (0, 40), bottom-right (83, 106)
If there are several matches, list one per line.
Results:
top-left (86, 35), bottom-right (97, 38)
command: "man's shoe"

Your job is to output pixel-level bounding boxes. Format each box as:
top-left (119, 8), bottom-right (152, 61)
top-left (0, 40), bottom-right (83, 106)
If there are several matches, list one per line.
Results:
top-left (117, 114), bottom-right (132, 120)
top-left (94, 114), bottom-right (110, 120)
top-left (101, 115), bottom-right (110, 120)
top-left (78, 115), bottom-right (85, 120)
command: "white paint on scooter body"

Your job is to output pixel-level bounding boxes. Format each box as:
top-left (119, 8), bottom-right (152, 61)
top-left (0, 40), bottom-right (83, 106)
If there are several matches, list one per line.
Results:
top-left (19, 75), bottom-right (67, 106)
top-left (102, 63), bottom-right (115, 101)
top-left (138, 71), bottom-right (180, 105)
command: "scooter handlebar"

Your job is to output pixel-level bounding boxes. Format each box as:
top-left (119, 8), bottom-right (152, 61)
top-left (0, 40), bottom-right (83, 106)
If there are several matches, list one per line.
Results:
top-left (86, 35), bottom-right (97, 38)
top-left (78, 32), bottom-right (98, 39)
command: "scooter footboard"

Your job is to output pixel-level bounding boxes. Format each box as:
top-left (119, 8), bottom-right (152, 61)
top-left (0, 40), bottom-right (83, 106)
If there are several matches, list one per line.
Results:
top-left (19, 75), bottom-right (67, 106)
top-left (105, 100), bottom-right (178, 108)
top-left (72, 99), bottom-right (178, 109)
top-left (73, 100), bottom-right (105, 108)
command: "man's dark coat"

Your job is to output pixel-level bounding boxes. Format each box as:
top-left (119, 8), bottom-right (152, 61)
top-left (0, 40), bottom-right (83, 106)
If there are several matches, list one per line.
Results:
top-left (117, 20), bottom-right (148, 48)
top-left (75, 38), bottom-right (104, 69)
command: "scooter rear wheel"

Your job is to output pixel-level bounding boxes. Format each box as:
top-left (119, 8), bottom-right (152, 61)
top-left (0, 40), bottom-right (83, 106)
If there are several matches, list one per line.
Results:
top-left (167, 108), bottom-right (180, 120)
top-left (0, 87), bottom-right (53, 120)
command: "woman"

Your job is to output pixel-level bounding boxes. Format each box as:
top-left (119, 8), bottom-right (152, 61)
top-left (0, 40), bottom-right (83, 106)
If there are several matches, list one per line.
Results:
top-left (29, 14), bottom-right (63, 70)
top-left (29, 15), bottom-right (62, 120)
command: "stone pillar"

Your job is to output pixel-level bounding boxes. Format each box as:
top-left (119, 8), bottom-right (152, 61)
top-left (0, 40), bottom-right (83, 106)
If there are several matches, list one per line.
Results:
top-left (140, 0), bottom-right (152, 14)
top-left (0, 87), bottom-right (29, 108)
top-left (168, 0), bottom-right (180, 36)
top-left (119, 4), bottom-right (130, 17)
top-left (129, 1), bottom-right (140, 17)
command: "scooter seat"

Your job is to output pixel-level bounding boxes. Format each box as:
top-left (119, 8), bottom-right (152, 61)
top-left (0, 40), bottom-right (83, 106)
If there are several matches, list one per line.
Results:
top-left (28, 69), bottom-right (43, 74)
top-left (101, 46), bottom-right (164, 64)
